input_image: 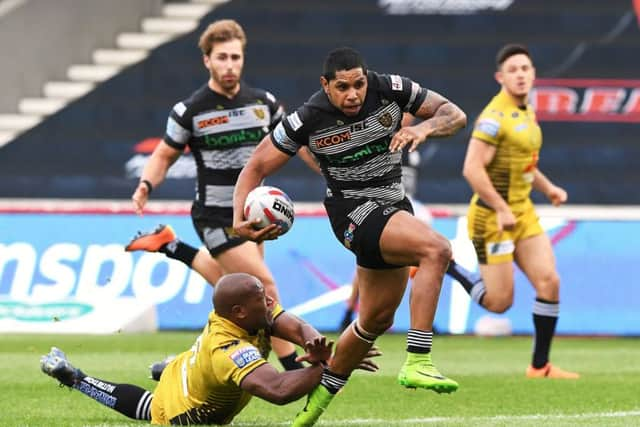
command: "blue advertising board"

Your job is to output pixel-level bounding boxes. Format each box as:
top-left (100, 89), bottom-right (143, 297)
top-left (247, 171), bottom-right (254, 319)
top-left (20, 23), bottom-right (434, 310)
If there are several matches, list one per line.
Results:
top-left (0, 212), bottom-right (638, 335)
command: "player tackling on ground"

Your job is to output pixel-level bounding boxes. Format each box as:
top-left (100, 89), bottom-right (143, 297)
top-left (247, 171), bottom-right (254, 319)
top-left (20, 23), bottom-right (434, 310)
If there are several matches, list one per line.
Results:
top-left (40, 273), bottom-right (380, 425)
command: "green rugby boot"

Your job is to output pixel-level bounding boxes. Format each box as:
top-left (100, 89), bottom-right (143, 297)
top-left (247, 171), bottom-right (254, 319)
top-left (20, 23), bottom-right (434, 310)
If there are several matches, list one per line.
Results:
top-left (291, 385), bottom-right (334, 427)
top-left (397, 352), bottom-right (458, 393)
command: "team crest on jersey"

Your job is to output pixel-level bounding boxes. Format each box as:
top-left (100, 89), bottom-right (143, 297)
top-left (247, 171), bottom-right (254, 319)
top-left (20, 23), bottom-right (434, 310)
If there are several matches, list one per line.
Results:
top-left (230, 346), bottom-right (261, 368)
top-left (253, 108), bottom-right (265, 120)
top-left (378, 112), bottom-right (393, 128)
top-left (337, 120), bottom-right (344, 125)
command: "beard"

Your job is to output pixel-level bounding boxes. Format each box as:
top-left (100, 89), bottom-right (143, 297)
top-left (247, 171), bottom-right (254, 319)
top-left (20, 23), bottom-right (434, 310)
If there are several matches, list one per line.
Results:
top-left (212, 70), bottom-right (240, 92)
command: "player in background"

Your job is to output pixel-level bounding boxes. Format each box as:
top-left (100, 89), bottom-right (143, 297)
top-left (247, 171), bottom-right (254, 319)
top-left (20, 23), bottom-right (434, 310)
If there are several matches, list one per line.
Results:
top-left (461, 43), bottom-right (578, 379)
top-left (232, 47), bottom-right (467, 427)
top-left (127, 19), bottom-right (303, 372)
top-left (41, 273), bottom-right (379, 425)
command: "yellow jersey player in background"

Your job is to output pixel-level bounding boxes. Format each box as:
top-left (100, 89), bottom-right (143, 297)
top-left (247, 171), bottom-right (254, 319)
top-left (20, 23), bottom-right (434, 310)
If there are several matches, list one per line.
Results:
top-left (460, 44), bottom-right (579, 379)
top-left (40, 273), bottom-right (380, 425)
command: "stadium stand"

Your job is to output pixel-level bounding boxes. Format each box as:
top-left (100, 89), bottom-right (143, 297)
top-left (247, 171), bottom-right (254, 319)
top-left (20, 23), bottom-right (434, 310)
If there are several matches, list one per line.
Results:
top-left (0, 0), bottom-right (637, 203)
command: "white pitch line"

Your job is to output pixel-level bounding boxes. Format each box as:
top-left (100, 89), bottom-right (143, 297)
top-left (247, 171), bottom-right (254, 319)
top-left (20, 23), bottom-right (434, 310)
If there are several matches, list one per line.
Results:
top-left (61, 410), bottom-right (640, 427)
top-left (227, 410), bottom-right (640, 426)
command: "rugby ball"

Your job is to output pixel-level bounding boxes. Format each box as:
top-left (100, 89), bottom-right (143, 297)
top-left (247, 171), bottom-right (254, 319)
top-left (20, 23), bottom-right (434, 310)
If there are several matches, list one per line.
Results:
top-left (243, 186), bottom-right (295, 234)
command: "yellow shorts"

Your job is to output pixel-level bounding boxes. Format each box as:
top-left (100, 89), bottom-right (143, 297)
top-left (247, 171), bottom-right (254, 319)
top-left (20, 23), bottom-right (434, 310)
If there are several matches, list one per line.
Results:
top-left (466, 198), bottom-right (543, 265)
top-left (150, 358), bottom-right (186, 425)
top-left (150, 373), bottom-right (169, 425)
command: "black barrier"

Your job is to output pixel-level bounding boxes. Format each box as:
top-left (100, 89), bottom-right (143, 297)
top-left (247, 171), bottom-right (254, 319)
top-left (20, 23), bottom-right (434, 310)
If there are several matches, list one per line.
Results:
top-left (0, 0), bottom-right (638, 203)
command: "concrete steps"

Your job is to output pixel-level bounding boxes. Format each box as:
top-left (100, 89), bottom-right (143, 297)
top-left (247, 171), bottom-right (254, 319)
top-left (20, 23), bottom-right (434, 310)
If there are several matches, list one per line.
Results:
top-left (0, 0), bottom-right (229, 147)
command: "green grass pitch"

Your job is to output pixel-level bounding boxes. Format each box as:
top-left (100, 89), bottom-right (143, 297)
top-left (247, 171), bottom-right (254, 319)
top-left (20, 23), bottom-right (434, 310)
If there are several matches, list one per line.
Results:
top-left (2, 333), bottom-right (639, 426)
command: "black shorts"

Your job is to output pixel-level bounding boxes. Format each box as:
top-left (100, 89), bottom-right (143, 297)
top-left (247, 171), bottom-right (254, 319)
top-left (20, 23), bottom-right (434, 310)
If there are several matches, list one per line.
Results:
top-left (191, 202), bottom-right (247, 256)
top-left (324, 197), bottom-right (413, 269)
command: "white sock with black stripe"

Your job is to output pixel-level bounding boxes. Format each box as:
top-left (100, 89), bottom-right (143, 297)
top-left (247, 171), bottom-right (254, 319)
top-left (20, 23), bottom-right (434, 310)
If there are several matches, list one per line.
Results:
top-left (320, 369), bottom-right (349, 395)
top-left (406, 329), bottom-right (433, 354)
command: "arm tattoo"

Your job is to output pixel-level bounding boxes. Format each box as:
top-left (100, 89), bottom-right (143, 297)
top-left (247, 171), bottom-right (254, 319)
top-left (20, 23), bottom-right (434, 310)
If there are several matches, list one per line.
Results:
top-left (414, 92), bottom-right (467, 137)
top-left (421, 102), bottom-right (467, 137)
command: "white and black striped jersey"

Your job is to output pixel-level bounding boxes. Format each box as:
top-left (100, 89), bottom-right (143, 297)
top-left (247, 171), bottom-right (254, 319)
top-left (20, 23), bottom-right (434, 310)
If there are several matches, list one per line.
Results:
top-left (271, 71), bottom-right (427, 203)
top-left (164, 83), bottom-right (284, 207)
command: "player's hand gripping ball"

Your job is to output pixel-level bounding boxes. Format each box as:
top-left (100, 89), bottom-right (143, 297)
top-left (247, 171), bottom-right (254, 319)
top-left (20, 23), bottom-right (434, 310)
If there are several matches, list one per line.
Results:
top-left (243, 186), bottom-right (295, 234)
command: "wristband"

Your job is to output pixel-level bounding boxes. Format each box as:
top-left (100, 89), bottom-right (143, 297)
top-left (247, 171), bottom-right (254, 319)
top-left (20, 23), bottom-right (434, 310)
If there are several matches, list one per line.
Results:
top-left (140, 179), bottom-right (153, 194)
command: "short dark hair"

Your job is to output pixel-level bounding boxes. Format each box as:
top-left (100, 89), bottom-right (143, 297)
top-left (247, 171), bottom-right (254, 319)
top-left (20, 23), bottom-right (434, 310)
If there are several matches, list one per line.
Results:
top-left (322, 47), bottom-right (367, 81)
top-left (496, 44), bottom-right (531, 69)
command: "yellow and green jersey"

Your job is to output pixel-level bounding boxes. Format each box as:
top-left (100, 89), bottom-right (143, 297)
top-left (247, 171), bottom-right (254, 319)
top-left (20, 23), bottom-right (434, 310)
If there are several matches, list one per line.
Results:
top-left (151, 304), bottom-right (284, 425)
top-left (470, 89), bottom-right (542, 210)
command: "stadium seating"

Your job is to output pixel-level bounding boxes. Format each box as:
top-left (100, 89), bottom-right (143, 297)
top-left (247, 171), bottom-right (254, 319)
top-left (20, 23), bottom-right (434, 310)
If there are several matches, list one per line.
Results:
top-left (0, 0), bottom-right (637, 203)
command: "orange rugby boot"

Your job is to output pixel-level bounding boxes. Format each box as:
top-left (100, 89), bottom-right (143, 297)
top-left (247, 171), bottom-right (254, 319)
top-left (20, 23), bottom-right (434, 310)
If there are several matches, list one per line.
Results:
top-left (125, 224), bottom-right (176, 252)
top-left (526, 363), bottom-right (579, 379)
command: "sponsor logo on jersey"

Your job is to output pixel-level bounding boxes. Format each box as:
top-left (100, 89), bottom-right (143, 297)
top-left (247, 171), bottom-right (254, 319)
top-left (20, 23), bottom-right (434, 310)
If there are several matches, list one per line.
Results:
top-left (203, 128), bottom-right (264, 147)
top-left (378, 112), bottom-right (393, 127)
top-left (197, 115), bottom-right (229, 129)
top-left (286, 112), bottom-right (303, 131)
top-left (328, 139), bottom-right (390, 165)
top-left (475, 118), bottom-right (500, 137)
top-left (515, 123), bottom-right (528, 132)
top-left (312, 131), bottom-right (352, 148)
top-left (390, 74), bottom-right (403, 91)
top-left (193, 105), bottom-right (271, 135)
top-left (230, 346), bottom-right (262, 368)
top-left (487, 240), bottom-right (515, 256)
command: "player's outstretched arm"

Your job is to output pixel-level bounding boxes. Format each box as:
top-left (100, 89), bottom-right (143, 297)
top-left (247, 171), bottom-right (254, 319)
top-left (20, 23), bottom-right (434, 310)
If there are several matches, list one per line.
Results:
top-left (271, 312), bottom-right (325, 349)
top-left (239, 359), bottom-right (324, 405)
top-left (132, 140), bottom-right (182, 215)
